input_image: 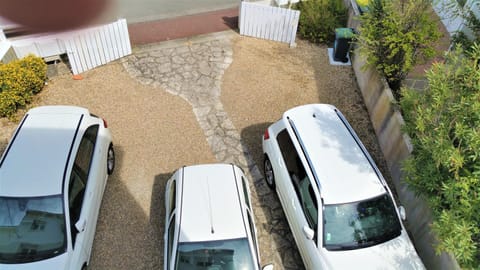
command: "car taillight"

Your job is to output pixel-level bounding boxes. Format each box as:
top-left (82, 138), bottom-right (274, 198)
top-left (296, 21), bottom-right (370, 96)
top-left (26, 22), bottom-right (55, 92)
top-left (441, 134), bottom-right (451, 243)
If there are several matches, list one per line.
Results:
top-left (264, 129), bottom-right (270, 140)
top-left (102, 118), bottom-right (108, 128)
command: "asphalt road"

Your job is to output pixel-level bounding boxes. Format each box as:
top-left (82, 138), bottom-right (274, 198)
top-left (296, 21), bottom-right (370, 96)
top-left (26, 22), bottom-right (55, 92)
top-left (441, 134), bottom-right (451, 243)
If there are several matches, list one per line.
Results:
top-left (111, 0), bottom-right (238, 23)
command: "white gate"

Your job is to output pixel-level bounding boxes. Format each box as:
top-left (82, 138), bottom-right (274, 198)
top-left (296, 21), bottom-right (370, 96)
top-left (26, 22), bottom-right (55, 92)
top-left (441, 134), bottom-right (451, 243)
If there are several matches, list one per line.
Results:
top-left (239, 1), bottom-right (300, 47)
top-left (64, 19), bottom-right (131, 75)
top-left (7, 19), bottom-right (131, 74)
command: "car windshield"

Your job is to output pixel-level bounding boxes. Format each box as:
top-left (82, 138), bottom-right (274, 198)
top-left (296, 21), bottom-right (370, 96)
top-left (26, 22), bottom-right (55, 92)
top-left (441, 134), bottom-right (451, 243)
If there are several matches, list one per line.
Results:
top-left (323, 194), bottom-right (401, 250)
top-left (0, 195), bottom-right (66, 263)
top-left (175, 238), bottom-right (256, 270)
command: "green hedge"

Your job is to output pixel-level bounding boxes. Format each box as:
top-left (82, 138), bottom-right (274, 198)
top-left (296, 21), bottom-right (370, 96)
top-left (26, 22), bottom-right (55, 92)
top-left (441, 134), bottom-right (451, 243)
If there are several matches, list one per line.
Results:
top-left (401, 44), bottom-right (480, 268)
top-left (0, 55), bottom-right (47, 117)
top-left (295, 0), bottom-right (348, 44)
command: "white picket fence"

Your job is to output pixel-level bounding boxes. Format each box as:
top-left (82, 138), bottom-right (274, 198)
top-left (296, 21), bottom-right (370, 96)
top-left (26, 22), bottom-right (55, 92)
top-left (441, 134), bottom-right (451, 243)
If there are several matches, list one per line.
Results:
top-left (239, 1), bottom-right (300, 47)
top-left (7, 19), bottom-right (131, 74)
top-left (64, 19), bottom-right (131, 74)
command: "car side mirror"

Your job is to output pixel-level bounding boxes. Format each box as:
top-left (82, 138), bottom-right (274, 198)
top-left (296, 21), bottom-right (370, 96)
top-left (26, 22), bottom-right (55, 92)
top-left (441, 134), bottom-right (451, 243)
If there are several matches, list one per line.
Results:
top-left (75, 218), bottom-right (87, 233)
top-left (262, 264), bottom-right (274, 270)
top-left (398, 206), bottom-right (406, 221)
top-left (303, 225), bottom-right (315, 240)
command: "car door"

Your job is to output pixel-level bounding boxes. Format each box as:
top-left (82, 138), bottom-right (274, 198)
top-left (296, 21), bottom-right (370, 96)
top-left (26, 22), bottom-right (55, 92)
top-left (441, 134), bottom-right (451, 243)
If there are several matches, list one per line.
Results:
top-left (67, 125), bottom-right (99, 269)
top-left (276, 129), bottom-right (321, 269)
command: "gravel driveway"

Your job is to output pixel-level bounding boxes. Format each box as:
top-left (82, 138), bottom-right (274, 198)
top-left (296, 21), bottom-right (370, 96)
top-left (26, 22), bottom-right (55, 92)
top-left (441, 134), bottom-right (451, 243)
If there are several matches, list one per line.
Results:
top-left (0, 33), bottom-right (390, 270)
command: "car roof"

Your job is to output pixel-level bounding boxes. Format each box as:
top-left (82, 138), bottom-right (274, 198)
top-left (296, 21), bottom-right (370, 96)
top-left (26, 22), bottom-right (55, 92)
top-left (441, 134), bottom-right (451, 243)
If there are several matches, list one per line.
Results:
top-left (283, 104), bottom-right (386, 204)
top-left (0, 106), bottom-right (86, 197)
top-left (179, 164), bottom-right (247, 243)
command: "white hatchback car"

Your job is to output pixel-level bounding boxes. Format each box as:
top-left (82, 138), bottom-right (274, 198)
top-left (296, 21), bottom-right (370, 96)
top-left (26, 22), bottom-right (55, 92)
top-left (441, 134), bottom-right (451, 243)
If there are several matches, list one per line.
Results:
top-left (0, 106), bottom-right (114, 270)
top-left (164, 164), bottom-right (273, 270)
top-left (262, 104), bottom-right (424, 269)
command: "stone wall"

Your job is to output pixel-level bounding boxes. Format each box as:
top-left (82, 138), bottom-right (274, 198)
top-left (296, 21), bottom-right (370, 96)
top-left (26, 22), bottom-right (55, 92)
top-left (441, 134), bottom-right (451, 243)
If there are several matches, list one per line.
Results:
top-left (350, 52), bottom-right (460, 270)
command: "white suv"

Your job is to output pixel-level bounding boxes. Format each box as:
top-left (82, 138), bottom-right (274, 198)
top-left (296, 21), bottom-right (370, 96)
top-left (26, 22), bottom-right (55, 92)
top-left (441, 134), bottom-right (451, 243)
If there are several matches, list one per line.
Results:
top-left (164, 164), bottom-right (273, 270)
top-left (0, 106), bottom-right (114, 270)
top-left (262, 104), bottom-right (424, 269)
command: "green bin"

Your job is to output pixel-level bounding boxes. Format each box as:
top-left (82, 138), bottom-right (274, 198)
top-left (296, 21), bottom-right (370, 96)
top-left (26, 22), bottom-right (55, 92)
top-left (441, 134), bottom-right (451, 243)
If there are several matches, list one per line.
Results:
top-left (333, 28), bottom-right (354, 63)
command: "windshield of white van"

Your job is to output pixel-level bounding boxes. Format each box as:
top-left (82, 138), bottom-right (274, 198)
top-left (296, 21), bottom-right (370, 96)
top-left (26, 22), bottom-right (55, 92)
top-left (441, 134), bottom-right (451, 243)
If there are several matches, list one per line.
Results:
top-left (323, 194), bottom-right (401, 250)
top-left (0, 195), bottom-right (66, 263)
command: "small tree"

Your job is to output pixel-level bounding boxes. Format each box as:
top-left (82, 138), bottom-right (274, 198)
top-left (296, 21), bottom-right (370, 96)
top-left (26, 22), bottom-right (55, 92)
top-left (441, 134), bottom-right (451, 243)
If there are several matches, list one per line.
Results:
top-left (401, 44), bottom-right (480, 268)
top-left (356, 0), bottom-right (440, 94)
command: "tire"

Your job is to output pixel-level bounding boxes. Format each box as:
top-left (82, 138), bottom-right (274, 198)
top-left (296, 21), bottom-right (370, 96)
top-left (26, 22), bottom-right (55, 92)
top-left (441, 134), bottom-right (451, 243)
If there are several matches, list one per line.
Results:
top-left (264, 156), bottom-right (276, 190)
top-left (107, 143), bottom-right (115, 175)
top-left (82, 264), bottom-right (88, 270)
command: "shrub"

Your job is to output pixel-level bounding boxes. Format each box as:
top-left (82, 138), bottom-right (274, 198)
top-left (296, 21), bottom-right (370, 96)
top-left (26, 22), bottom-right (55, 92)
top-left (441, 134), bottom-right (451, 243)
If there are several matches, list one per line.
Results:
top-left (0, 55), bottom-right (47, 117)
top-left (356, 0), bottom-right (440, 94)
top-left (401, 44), bottom-right (480, 268)
top-left (295, 0), bottom-right (348, 44)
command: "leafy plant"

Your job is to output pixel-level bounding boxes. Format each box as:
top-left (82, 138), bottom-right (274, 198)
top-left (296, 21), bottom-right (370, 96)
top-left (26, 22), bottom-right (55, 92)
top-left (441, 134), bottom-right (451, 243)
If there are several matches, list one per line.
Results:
top-left (401, 44), bottom-right (480, 268)
top-left (295, 0), bottom-right (348, 44)
top-left (0, 55), bottom-right (47, 117)
top-left (356, 0), bottom-right (441, 94)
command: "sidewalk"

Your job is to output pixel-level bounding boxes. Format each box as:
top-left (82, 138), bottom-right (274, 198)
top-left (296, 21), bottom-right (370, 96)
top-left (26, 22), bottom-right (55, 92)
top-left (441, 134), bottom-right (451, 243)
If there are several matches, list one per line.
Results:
top-left (128, 8), bottom-right (239, 45)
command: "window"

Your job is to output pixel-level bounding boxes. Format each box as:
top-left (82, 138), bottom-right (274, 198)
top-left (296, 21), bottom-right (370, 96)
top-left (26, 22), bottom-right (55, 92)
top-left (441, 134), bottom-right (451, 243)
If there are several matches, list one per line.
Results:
top-left (241, 177), bottom-right (251, 209)
top-left (0, 195), bottom-right (66, 263)
top-left (277, 129), bottom-right (318, 234)
top-left (167, 180), bottom-right (176, 216)
top-left (167, 214), bottom-right (175, 270)
top-left (246, 212), bottom-right (258, 258)
top-left (323, 194), bottom-right (401, 250)
top-left (68, 125), bottom-right (99, 246)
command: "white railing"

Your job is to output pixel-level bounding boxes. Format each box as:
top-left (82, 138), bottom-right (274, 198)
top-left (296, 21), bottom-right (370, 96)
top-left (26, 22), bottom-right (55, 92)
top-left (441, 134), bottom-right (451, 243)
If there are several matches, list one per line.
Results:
top-left (239, 1), bottom-right (300, 47)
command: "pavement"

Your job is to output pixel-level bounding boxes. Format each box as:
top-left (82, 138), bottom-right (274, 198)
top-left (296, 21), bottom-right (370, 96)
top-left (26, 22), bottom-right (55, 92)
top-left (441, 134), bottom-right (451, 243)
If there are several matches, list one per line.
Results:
top-left (122, 30), bottom-right (304, 270)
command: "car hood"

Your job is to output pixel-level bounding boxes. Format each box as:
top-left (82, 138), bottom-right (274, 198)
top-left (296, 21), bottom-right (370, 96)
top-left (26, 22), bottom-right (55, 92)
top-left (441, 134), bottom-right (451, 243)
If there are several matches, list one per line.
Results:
top-left (323, 232), bottom-right (425, 270)
top-left (0, 252), bottom-right (69, 270)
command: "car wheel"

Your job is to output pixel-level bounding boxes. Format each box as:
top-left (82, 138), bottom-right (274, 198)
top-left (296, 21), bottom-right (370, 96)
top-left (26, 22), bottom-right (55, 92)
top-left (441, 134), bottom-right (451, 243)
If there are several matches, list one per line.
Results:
top-left (264, 156), bottom-right (275, 189)
top-left (81, 264), bottom-right (88, 270)
top-left (107, 143), bottom-right (115, 175)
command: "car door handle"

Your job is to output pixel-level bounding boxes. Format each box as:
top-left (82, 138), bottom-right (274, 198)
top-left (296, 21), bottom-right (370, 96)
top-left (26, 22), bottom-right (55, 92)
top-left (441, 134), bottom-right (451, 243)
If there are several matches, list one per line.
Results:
top-left (291, 197), bottom-right (296, 209)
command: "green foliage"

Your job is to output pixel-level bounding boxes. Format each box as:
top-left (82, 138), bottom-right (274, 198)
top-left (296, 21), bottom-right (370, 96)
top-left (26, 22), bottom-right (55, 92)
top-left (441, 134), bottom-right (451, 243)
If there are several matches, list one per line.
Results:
top-left (295, 0), bottom-right (348, 44)
top-left (356, 0), bottom-right (441, 94)
top-left (451, 5), bottom-right (480, 54)
top-left (401, 44), bottom-right (480, 268)
top-left (0, 55), bottom-right (47, 117)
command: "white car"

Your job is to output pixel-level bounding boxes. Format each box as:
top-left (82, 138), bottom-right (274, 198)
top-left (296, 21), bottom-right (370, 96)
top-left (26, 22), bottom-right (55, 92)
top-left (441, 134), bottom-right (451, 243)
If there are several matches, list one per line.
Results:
top-left (262, 104), bottom-right (425, 270)
top-left (0, 106), bottom-right (114, 270)
top-left (164, 164), bottom-right (273, 270)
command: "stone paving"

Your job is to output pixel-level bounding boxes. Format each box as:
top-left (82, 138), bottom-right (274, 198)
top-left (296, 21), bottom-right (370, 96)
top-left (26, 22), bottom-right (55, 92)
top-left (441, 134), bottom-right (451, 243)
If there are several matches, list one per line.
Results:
top-left (122, 31), bottom-right (304, 270)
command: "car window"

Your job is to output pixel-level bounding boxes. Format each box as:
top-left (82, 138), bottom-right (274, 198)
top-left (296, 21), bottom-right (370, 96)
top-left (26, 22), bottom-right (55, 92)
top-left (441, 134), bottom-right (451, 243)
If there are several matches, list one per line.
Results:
top-left (167, 179), bottom-right (176, 216)
top-left (241, 176), bottom-right (251, 209)
top-left (67, 124), bottom-right (99, 246)
top-left (299, 177), bottom-right (318, 231)
top-left (323, 194), bottom-right (402, 250)
top-left (167, 213), bottom-right (175, 270)
top-left (73, 125), bottom-right (99, 181)
top-left (246, 211), bottom-right (258, 258)
top-left (0, 195), bottom-right (66, 264)
top-left (277, 129), bottom-right (318, 234)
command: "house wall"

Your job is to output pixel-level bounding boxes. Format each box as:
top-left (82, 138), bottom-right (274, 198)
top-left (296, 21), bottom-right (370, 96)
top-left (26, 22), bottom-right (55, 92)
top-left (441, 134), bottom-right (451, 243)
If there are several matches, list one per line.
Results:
top-left (346, 3), bottom-right (461, 269)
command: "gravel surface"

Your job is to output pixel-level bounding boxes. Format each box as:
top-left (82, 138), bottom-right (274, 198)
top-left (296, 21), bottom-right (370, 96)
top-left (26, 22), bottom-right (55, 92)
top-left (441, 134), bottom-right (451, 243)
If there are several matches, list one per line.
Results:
top-left (222, 37), bottom-right (390, 185)
top-left (0, 34), bottom-right (392, 269)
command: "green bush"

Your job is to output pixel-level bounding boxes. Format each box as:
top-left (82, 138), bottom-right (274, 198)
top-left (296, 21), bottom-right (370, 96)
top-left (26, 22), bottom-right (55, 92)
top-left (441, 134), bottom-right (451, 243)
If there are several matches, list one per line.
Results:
top-left (295, 0), bottom-right (348, 44)
top-left (356, 0), bottom-right (440, 94)
top-left (401, 44), bottom-right (480, 268)
top-left (0, 55), bottom-right (47, 117)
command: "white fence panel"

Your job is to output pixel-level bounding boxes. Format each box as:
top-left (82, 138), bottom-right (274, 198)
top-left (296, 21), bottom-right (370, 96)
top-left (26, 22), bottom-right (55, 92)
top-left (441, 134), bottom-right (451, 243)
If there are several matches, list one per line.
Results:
top-left (239, 1), bottom-right (300, 47)
top-left (64, 19), bottom-right (131, 74)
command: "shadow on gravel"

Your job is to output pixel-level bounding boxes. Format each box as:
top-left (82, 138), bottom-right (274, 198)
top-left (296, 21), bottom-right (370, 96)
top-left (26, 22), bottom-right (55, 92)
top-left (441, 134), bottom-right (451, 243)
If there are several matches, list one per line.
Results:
top-left (90, 146), bottom-right (162, 270)
top-left (240, 123), bottom-right (305, 270)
